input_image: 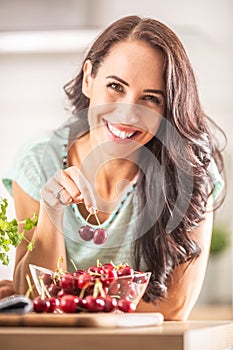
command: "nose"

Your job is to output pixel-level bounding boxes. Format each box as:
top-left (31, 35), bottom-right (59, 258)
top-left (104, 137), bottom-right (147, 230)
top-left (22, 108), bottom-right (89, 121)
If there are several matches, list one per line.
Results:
top-left (114, 102), bottom-right (141, 125)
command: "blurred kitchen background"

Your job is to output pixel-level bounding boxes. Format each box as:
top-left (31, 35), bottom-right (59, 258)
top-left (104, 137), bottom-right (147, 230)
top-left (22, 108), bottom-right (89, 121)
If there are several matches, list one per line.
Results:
top-left (0, 0), bottom-right (232, 316)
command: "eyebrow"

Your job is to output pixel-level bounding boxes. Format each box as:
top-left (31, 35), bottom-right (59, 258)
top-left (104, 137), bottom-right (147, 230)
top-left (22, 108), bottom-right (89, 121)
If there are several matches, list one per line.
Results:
top-left (106, 75), bottom-right (129, 86)
top-left (106, 75), bottom-right (165, 98)
top-left (143, 89), bottom-right (165, 98)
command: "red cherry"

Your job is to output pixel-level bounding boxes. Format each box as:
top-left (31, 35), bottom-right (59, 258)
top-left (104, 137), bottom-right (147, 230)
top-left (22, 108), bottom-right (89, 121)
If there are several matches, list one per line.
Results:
top-left (117, 266), bottom-right (134, 278)
top-left (101, 268), bottom-right (118, 286)
top-left (77, 272), bottom-right (93, 289)
top-left (118, 280), bottom-right (133, 298)
top-left (75, 297), bottom-right (87, 311)
top-left (79, 225), bottom-right (94, 241)
top-left (57, 289), bottom-right (70, 298)
top-left (60, 273), bottom-right (75, 291)
top-left (40, 272), bottom-right (52, 286)
top-left (48, 283), bottom-right (61, 297)
top-left (73, 269), bottom-right (86, 277)
top-left (60, 294), bottom-right (80, 313)
top-left (103, 263), bottom-right (115, 270)
top-left (46, 297), bottom-right (60, 313)
top-left (72, 270), bottom-right (86, 292)
top-left (85, 295), bottom-right (105, 312)
top-left (108, 282), bottom-right (119, 295)
top-left (103, 296), bottom-right (117, 312)
top-left (33, 296), bottom-right (48, 313)
top-left (93, 228), bottom-right (108, 244)
top-left (88, 266), bottom-right (104, 275)
top-left (117, 298), bottom-right (136, 313)
top-left (84, 285), bottom-right (94, 297)
top-left (133, 273), bottom-right (148, 284)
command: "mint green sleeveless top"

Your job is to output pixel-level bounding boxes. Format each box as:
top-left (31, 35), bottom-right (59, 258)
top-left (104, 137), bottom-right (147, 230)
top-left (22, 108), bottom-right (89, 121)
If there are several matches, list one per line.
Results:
top-left (2, 125), bottom-right (224, 272)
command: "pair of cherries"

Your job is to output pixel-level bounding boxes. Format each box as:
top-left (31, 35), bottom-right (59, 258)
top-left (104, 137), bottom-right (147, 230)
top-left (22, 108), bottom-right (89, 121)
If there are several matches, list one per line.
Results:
top-left (79, 225), bottom-right (108, 245)
top-left (78, 212), bottom-right (108, 245)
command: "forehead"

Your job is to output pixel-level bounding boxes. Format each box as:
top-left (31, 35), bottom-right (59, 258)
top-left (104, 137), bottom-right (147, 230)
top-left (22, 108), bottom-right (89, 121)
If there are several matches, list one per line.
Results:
top-left (97, 39), bottom-right (165, 86)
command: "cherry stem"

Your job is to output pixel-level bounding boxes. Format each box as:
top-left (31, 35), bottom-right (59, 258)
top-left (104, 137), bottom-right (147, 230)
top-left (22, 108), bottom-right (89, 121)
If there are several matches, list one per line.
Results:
top-left (110, 260), bottom-right (116, 268)
top-left (38, 276), bottom-right (45, 300)
top-left (96, 259), bottom-right (101, 267)
top-left (93, 278), bottom-right (106, 298)
top-left (85, 212), bottom-right (101, 228)
top-left (97, 279), bottom-right (106, 298)
top-left (86, 213), bottom-right (92, 223)
top-left (39, 276), bottom-right (51, 299)
top-left (93, 279), bottom-right (99, 298)
top-left (94, 212), bottom-right (101, 227)
top-left (115, 263), bottom-right (126, 271)
top-left (25, 273), bottom-right (35, 299)
top-left (89, 272), bottom-right (101, 276)
top-left (79, 281), bottom-right (94, 299)
top-left (70, 258), bottom-right (77, 271)
top-left (57, 256), bottom-right (65, 270)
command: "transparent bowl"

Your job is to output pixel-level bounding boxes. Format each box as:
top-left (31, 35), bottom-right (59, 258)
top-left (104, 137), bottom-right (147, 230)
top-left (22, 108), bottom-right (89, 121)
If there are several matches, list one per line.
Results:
top-left (29, 264), bottom-right (151, 312)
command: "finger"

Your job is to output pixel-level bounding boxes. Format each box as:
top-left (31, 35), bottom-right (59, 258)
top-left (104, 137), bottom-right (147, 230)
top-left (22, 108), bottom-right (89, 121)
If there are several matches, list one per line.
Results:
top-left (55, 187), bottom-right (73, 205)
top-left (85, 203), bottom-right (97, 214)
top-left (63, 166), bottom-right (97, 209)
top-left (61, 168), bottom-right (83, 200)
top-left (76, 169), bottom-right (97, 209)
top-left (41, 171), bottom-right (72, 207)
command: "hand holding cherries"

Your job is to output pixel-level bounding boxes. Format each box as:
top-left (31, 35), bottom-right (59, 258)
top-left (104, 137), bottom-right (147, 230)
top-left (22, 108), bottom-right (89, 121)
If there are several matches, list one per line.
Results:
top-left (31, 260), bottom-right (151, 314)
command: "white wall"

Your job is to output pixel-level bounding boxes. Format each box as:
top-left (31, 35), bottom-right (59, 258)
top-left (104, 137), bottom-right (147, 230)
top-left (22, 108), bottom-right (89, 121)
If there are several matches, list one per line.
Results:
top-left (0, 52), bottom-right (84, 278)
top-left (0, 0), bottom-right (232, 303)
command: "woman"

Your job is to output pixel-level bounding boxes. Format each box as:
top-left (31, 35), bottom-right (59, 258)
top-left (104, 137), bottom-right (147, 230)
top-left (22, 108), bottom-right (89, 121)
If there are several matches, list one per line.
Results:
top-left (3, 15), bottom-right (225, 320)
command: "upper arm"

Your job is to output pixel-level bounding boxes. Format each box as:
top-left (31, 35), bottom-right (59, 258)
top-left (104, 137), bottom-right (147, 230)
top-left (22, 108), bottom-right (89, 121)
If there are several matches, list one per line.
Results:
top-left (136, 195), bottom-right (214, 320)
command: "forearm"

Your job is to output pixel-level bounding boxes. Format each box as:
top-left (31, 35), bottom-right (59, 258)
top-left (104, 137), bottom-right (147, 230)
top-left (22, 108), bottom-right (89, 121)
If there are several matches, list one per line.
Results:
top-left (13, 204), bottom-right (67, 294)
top-left (136, 291), bottom-right (197, 321)
top-left (136, 197), bottom-right (214, 321)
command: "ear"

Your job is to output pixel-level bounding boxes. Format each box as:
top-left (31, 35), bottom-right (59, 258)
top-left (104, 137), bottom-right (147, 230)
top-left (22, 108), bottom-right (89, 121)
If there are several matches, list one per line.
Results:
top-left (82, 59), bottom-right (94, 98)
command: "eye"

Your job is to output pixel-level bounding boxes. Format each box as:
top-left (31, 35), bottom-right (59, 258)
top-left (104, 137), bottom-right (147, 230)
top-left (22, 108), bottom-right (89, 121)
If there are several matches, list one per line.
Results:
top-left (143, 95), bottom-right (162, 105)
top-left (107, 82), bottom-right (124, 93)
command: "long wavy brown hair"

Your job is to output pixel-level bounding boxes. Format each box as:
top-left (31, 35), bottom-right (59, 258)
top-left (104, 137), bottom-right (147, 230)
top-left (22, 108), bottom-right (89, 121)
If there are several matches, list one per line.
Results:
top-left (64, 15), bottom-right (225, 303)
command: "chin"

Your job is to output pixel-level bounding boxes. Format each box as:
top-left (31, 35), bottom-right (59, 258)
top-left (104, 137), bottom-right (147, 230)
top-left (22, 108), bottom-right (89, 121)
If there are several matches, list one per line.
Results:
top-left (99, 141), bottom-right (140, 159)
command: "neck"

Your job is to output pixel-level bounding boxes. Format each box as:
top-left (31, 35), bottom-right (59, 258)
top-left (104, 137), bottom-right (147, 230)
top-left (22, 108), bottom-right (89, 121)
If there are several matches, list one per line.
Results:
top-left (68, 134), bottom-right (139, 211)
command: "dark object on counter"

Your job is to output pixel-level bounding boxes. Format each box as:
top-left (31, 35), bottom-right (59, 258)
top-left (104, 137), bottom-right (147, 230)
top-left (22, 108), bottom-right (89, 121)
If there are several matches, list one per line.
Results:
top-left (0, 295), bottom-right (33, 314)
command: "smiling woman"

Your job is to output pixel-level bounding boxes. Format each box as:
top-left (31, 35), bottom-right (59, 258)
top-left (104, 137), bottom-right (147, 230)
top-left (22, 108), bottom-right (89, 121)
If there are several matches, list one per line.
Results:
top-left (2, 15), bottom-right (225, 320)
top-left (81, 40), bottom-right (164, 155)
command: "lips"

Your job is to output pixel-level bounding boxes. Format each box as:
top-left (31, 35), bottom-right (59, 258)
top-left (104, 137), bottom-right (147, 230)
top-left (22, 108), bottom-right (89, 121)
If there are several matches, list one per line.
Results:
top-left (104, 119), bottom-right (139, 140)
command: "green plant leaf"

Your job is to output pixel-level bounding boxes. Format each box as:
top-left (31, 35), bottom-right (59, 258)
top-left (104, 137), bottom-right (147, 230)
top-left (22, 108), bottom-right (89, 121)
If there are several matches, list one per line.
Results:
top-left (0, 197), bottom-right (37, 266)
top-left (210, 224), bottom-right (230, 256)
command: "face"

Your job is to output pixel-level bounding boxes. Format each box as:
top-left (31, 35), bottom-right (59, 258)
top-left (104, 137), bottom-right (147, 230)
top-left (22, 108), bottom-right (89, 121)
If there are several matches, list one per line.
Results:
top-left (82, 40), bottom-right (165, 157)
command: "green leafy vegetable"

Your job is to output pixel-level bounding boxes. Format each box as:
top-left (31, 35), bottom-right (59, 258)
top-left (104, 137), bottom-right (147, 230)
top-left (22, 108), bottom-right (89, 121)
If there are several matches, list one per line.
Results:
top-left (0, 197), bottom-right (38, 266)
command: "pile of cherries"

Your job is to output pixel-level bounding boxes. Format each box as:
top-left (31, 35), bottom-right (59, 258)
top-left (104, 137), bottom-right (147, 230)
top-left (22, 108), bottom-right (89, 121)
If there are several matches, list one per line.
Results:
top-left (32, 262), bottom-right (148, 314)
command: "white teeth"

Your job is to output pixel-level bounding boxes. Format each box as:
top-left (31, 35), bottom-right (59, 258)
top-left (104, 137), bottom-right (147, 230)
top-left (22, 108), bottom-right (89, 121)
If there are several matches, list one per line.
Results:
top-left (107, 122), bottom-right (135, 139)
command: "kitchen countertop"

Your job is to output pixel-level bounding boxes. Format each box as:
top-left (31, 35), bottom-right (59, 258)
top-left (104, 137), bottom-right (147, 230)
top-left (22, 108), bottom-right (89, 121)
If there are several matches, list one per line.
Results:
top-left (189, 304), bottom-right (233, 320)
top-left (0, 313), bottom-right (233, 350)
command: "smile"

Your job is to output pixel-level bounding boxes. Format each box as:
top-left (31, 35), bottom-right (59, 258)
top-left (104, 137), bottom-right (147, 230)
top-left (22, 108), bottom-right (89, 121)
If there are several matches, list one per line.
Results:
top-left (105, 120), bottom-right (138, 139)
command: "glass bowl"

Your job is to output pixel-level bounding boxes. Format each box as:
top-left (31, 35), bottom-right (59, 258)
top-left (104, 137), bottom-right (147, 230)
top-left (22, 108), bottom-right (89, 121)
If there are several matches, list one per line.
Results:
top-left (29, 263), bottom-right (151, 313)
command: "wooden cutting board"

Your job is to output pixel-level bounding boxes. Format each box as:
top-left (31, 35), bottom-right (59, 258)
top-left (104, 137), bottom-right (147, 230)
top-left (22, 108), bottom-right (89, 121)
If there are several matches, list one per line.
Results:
top-left (0, 312), bottom-right (163, 328)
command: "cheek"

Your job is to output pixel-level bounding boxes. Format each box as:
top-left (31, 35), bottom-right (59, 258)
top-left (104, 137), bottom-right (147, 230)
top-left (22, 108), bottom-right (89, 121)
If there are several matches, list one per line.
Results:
top-left (88, 81), bottom-right (110, 106)
top-left (141, 114), bottom-right (162, 138)
top-left (87, 106), bottom-right (108, 133)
